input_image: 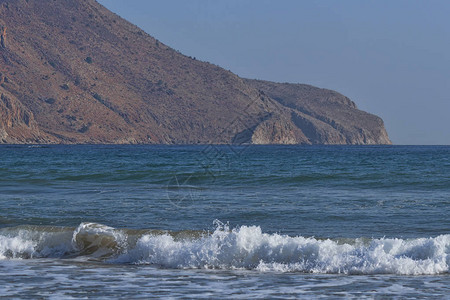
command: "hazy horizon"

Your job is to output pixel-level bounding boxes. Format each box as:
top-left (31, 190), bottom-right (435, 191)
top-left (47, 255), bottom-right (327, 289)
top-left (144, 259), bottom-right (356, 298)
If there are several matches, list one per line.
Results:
top-left (98, 0), bottom-right (450, 145)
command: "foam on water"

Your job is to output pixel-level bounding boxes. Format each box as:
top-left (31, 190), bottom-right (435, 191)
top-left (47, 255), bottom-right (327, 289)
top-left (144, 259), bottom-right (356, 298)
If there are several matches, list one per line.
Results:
top-left (1, 222), bottom-right (449, 275)
top-left (0, 223), bottom-right (122, 260)
top-left (0, 235), bottom-right (36, 259)
top-left (114, 222), bottom-right (450, 275)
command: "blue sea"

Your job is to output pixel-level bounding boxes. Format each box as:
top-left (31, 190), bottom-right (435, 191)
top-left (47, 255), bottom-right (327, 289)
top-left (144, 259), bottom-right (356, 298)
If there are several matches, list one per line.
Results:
top-left (0, 145), bottom-right (449, 299)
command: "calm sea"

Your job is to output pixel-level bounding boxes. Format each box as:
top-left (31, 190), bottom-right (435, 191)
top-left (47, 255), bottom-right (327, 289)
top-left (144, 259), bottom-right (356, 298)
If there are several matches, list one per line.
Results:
top-left (0, 145), bottom-right (449, 299)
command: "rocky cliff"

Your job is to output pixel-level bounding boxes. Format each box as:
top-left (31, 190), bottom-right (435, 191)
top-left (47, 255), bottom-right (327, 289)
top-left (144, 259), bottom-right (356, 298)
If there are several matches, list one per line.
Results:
top-left (245, 80), bottom-right (391, 144)
top-left (0, 0), bottom-right (391, 145)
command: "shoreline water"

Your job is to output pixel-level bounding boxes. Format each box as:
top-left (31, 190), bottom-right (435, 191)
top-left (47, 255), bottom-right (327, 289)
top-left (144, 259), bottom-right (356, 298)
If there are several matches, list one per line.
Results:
top-left (1, 145), bottom-right (448, 298)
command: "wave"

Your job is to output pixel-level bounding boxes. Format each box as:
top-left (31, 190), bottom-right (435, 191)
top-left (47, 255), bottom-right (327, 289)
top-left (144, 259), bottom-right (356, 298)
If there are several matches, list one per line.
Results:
top-left (1, 222), bottom-right (449, 275)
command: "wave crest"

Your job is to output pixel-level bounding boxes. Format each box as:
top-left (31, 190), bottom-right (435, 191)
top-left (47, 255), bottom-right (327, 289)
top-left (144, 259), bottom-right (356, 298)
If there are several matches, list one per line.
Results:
top-left (1, 222), bottom-right (449, 275)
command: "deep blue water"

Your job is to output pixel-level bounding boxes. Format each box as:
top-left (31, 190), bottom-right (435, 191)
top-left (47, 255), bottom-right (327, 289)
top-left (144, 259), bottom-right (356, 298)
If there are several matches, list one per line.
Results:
top-left (0, 145), bottom-right (449, 298)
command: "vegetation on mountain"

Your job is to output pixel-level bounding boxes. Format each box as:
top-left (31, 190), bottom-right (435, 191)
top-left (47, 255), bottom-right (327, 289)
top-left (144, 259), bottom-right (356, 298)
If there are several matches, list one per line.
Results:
top-left (0, 0), bottom-right (390, 144)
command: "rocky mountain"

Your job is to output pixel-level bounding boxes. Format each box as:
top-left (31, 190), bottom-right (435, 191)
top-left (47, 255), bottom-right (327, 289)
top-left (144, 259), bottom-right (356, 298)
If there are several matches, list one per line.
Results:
top-left (245, 80), bottom-right (391, 144)
top-left (0, 0), bottom-right (391, 144)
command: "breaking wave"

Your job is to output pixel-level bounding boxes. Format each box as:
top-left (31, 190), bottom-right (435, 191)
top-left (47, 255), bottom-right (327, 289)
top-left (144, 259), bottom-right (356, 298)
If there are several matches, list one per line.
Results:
top-left (1, 222), bottom-right (449, 275)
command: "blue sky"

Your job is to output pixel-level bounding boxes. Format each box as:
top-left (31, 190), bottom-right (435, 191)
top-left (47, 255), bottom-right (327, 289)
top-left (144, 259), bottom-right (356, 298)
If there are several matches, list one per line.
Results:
top-left (98, 0), bottom-right (450, 145)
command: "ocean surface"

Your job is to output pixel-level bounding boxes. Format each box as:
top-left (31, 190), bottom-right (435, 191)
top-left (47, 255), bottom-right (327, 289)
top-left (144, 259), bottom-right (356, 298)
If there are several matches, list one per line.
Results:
top-left (0, 145), bottom-right (448, 299)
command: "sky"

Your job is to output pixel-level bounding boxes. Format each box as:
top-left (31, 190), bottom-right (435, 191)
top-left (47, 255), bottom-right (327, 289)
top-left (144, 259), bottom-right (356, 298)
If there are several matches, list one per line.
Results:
top-left (98, 0), bottom-right (450, 145)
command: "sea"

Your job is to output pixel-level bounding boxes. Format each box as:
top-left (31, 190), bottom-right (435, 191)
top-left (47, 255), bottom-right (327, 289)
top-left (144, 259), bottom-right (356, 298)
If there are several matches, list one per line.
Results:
top-left (0, 145), bottom-right (448, 299)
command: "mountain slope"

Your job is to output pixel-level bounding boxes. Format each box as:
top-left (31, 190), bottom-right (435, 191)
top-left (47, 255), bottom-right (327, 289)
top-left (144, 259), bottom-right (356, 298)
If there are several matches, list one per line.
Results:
top-left (0, 0), bottom-right (391, 144)
top-left (245, 79), bottom-right (391, 144)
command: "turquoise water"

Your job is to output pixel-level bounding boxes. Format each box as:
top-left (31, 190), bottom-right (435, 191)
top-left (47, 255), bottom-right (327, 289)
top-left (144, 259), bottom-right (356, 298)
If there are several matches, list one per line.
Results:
top-left (0, 145), bottom-right (449, 298)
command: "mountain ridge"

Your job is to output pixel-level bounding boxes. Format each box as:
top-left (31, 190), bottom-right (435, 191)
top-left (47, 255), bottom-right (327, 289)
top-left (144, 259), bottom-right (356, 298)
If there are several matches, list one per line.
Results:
top-left (0, 0), bottom-right (391, 145)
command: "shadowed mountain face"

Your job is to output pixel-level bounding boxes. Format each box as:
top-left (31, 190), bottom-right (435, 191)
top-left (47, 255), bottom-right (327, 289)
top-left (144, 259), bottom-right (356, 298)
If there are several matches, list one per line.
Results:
top-left (0, 0), bottom-right (391, 144)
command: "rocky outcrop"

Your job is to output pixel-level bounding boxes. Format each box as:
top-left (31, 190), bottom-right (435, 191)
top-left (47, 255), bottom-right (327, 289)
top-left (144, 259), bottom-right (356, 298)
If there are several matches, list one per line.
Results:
top-left (0, 0), bottom-right (391, 145)
top-left (0, 91), bottom-right (49, 143)
top-left (0, 26), bottom-right (6, 49)
top-left (245, 80), bottom-right (391, 145)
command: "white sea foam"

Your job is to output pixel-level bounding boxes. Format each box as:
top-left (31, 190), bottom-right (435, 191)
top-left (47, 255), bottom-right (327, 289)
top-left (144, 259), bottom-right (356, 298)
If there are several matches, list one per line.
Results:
top-left (113, 223), bottom-right (450, 275)
top-left (0, 235), bottom-right (36, 259)
top-left (1, 222), bottom-right (449, 275)
top-left (0, 223), bottom-right (125, 260)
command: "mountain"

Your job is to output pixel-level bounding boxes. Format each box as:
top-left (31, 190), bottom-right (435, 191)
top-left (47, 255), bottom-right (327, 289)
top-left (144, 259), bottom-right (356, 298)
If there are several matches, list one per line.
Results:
top-left (0, 0), bottom-right (391, 145)
top-left (245, 79), bottom-right (391, 144)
